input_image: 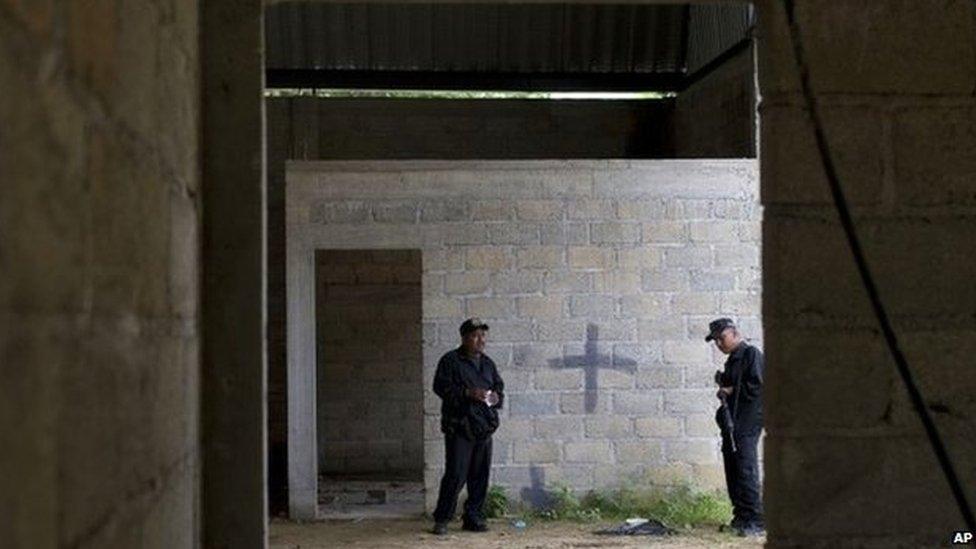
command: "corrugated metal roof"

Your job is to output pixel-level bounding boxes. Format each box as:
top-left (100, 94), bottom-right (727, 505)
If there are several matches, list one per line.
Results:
top-left (685, 3), bottom-right (753, 74)
top-left (266, 3), bottom-right (688, 74)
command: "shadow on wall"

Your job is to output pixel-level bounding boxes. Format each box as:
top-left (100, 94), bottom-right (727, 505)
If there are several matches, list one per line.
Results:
top-left (520, 465), bottom-right (549, 508)
top-left (547, 323), bottom-right (637, 413)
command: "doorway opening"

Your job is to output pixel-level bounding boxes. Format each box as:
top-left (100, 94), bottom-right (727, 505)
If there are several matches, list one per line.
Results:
top-left (315, 249), bottom-right (424, 517)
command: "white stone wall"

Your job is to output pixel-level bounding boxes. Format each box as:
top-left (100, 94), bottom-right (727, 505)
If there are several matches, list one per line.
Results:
top-left (286, 160), bottom-right (760, 514)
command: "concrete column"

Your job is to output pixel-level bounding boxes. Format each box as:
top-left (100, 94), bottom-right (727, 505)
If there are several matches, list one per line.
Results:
top-left (201, 0), bottom-right (267, 546)
top-left (286, 242), bottom-right (318, 519)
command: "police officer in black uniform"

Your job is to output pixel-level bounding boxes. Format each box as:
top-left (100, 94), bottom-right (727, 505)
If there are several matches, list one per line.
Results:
top-left (431, 318), bottom-right (505, 535)
top-left (706, 318), bottom-right (765, 536)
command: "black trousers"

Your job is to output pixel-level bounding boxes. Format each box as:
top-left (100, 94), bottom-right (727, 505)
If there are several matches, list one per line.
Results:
top-left (432, 434), bottom-right (492, 524)
top-left (722, 433), bottom-right (764, 526)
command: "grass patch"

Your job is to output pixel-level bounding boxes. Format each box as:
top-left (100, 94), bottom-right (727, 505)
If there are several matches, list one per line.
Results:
top-left (522, 482), bottom-right (731, 529)
top-left (485, 485), bottom-right (510, 519)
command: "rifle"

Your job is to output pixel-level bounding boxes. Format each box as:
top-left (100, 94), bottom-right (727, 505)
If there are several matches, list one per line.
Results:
top-left (718, 392), bottom-right (736, 453)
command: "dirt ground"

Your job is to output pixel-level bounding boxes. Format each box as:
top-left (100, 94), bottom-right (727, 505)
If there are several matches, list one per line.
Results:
top-left (269, 518), bottom-right (765, 549)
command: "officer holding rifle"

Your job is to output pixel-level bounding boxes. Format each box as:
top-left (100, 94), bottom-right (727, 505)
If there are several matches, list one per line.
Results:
top-left (706, 318), bottom-right (765, 536)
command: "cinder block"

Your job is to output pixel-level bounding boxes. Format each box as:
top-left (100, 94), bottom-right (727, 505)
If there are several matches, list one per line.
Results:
top-left (664, 440), bottom-right (717, 464)
top-left (641, 269), bottom-right (688, 292)
top-left (372, 201), bottom-right (418, 223)
top-left (565, 442), bottom-right (612, 463)
top-left (492, 272), bottom-right (543, 295)
top-left (444, 272), bottom-right (490, 295)
top-left (465, 297), bottom-right (514, 318)
top-left (663, 342), bottom-right (711, 364)
top-left (516, 296), bottom-right (565, 319)
top-left (540, 223), bottom-right (588, 245)
top-left (534, 368), bottom-right (584, 390)
top-left (465, 247), bottom-right (515, 270)
top-left (538, 320), bottom-right (586, 342)
top-left (620, 295), bottom-right (670, 318)
top-left (560, 391), bottom-right (610, 415)
top-left (499, 418), bottom-right (535, 440)
top-left (309, 201), bottom-right (370, 224)
top-left (569, 199), bottom-right (615, 220)
top-left (597, 368), bottom-right (635, 390)
top-left (489, 223), bottom-right (540, 245)
top-left (567, 246), bottom-right (612, 270)
top-left (423, 297), bottom-right (461, 319)
top-left (616, 199), bottom-right (667, 220)
top-left (534, 416), bottom-right (584, 439)
top-left (421, 200), bottom-right (469, 222)
top-left (615, 440), bottom-right (665, 464)
top-left (689, 221), bottom-right (739, 243)
top-left (613, 343), bottom-right (662, 367)
top-left (507, 393), bottom-right (559, 417)
top-left (585, 416), bottom-right (633, 439)
top-left (643, 463), bottom-right (694, 486)
top-left (516, 246), bottom-right (565, 269)
top-left (635, 416), bottom-right (683, 438)
top-left (543, 271), bottom-right (593, 293)
top-left (422, 250), bottom-right (463, 272)
top-left (672, 292), bottom-right (719, 315)
top-left (714, 244), bottom-right (759, 269)
top-left (584, 320), bottom-right (636, 342)
top-left (569, 295), bottom-right (615, 318)
top-left (663, 246), bottom-right (712, 269)
top-left (516, 200), bottom-right (565, 221)
top-left (636, 366), bottom-right (683, 389)
top-left (712, 199), bottom-right (754, 220)
top-left (590, 222), bottom-right (641, 244)
top-left (486, 320), bottom-right (535, 343)
top-left (604, 271), bottom-right (641, 295)
top-left (616, 248), bottom-right (662, 270)
top-left (471, 200), bottom-right (515, 221)
top-left (512, 343), bottom-right (562, 368)
top-left (642, 222), bottom-right (689, 243)
top-left (613, 392), bottom-right (663, 415)
top-left (720, 292), bottom-right (761, 315)
top-left (690, 270), bottom-right (736, 292)
top-left (513, 441), bottom-right (561, 464)
top-left (664, 390), bottom-right (716, 414)
top-left (684, 414), bottom-right (717, 437)
top-left (637, 318), bottom-right (686, 342)
top-left (545, 466), bottom-right (596, 490)
top-left (664, 199), bottom-right (713, 220)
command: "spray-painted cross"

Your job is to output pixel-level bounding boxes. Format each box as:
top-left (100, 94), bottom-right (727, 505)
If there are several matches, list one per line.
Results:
top-left (548, 323), bottom-right (637, 413)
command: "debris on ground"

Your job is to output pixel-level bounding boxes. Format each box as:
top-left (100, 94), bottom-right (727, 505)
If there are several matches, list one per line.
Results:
top-left (594, 517), bottom-right (673, 536)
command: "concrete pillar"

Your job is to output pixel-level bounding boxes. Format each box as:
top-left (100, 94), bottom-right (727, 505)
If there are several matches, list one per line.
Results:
top-left (201, 0), bottom-right (267, 546)
top-left (757, 1), bottom-right (976, 546)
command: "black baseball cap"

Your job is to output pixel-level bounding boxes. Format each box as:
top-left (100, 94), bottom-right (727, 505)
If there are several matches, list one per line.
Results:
top-left (705, 318), bottom-right (735, 342)
top-left (459, 317), bottom-right (490, 336)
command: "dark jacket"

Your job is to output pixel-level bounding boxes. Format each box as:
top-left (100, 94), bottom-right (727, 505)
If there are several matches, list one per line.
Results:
top-left (716, 342), bottom-right (764, 437)
top-left (433, 347), bottom-right (505, 440)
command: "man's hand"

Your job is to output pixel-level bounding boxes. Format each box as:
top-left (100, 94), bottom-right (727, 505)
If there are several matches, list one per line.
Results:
top-left (467, 388), bottom-right (488, 401)
top-left (716, 386), bottom-right (733, 400)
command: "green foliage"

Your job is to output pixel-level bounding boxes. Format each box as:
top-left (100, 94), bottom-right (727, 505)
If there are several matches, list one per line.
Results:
top-left (529, 482), bottom-right (731, 529)
top-left (533, 483), bottom-right (602, 522)
top-left (485, 485), bottom-right (510, 518)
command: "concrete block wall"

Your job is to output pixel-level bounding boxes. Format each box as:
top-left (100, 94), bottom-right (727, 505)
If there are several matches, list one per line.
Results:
top-left (316, 250), bottom-right (424, 479)
top-left (757, 1), bottom-right (976, 546)
top-left (285, 160), bottom-right (760, 513)
top-left (1, 1), bottom-right (200, 547)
